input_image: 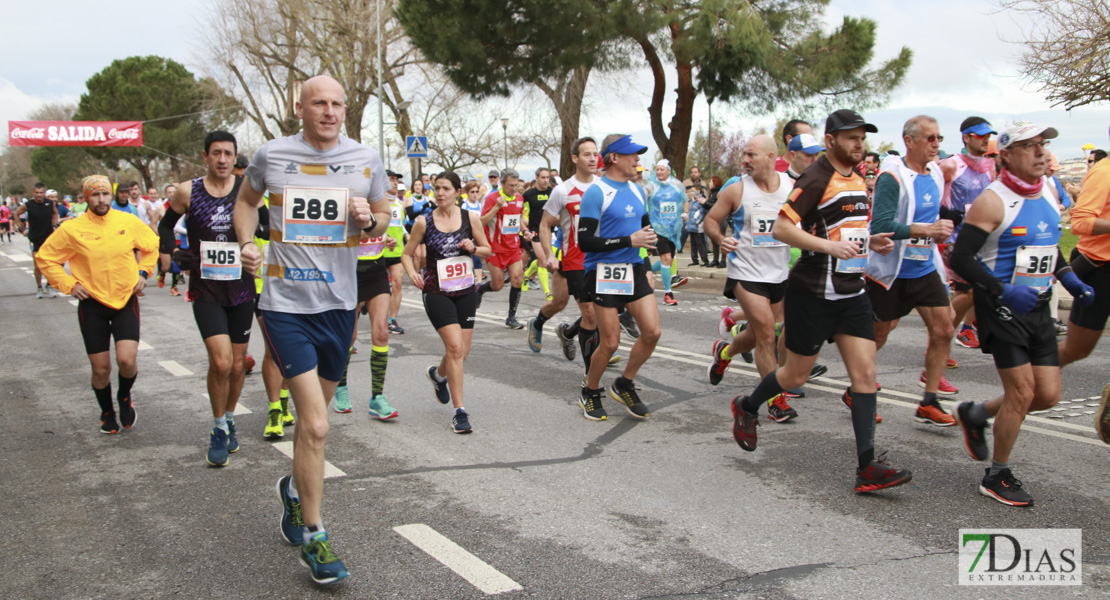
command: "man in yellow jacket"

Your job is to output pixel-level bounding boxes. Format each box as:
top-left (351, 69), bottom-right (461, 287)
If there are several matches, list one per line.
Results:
top-left (35, 174), bottom-right (160, 434)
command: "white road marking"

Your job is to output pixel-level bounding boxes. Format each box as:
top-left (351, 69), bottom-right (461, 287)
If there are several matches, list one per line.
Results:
top-left (68, 299), bottom-right (79, 306)
top-left (158, 360), bottom-right (193, 376)
top-left (271, 441), bottom-right (345, 478)
top-left (7, 254), bottom-right (32, 262)
top-left (201, 392), bottom-right (251, 414)
top-left (137, 340), bottom-right (153, 351)
top-left (393, 524), bottom-right (523, 595)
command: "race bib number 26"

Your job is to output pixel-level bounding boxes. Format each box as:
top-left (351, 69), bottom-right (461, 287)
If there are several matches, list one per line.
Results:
top-left (283, 186), bottom-right (348, 244)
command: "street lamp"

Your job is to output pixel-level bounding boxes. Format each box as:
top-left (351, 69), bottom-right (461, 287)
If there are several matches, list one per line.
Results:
top-left (501, 117), bottom-right (509, 170)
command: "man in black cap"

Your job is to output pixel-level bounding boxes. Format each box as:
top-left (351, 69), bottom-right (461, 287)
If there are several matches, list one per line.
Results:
top-left (488, 169), bottom-right (501, 195)
top-left (731, 109), bottom-right (913, 494)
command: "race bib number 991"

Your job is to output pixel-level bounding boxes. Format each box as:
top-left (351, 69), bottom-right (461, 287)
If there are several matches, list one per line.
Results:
top-left (283, 186), bottom-right (348, 244)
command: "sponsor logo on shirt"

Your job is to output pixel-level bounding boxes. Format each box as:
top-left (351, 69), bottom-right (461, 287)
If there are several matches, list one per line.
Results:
top-left (300, 164), bottom-right (327, 176)
top-left (284, 162), bottom-right (298, 174)
top-left (840, 202), bottom-right (870, 212)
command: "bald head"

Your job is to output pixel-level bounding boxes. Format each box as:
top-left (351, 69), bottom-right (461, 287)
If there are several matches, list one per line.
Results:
top-left (748, 134), bottom-right (778, 155)
top-left (297, 75), bottom-right (347, 150)
top-left (301, 75), bottom-right (346, 104)
top-left (741, 134), bottom-right (779, 179)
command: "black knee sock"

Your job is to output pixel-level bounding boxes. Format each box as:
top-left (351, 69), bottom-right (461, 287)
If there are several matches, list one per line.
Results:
top-left (534, 310), bottom-right (549, 331)
top-left (741, 370), bottom-right (784, 414)
top-left (849, 391), bottom-right (877, 469)
top-left (478, 281), bottom-right (492, 295)
top-left (94, 385), bottom-right (113, 415)
top-left (117, 373), bottom-right (136, 401)
top-left (579, 327), bottom-right (598, 373)
top-left (565, 317), bottom-right (582, 338)
top-left (508, 286), bottom-right (521, 319)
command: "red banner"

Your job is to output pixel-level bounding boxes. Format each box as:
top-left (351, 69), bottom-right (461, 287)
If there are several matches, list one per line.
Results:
top-left (7, 120), bottom-right (143, 147)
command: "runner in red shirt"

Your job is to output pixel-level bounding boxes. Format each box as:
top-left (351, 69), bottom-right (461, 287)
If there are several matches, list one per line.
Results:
top-left (477, 168), bottom-right (527, 328)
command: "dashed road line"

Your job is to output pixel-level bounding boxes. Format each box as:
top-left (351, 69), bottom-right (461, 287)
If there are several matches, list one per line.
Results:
top-left (393, 523), bottom-right (523, 595)
top-left (68, 299), bottom-right (79, 306)
top-left (271, 441), bottom-right (345, 478)
top-left (158, 360), bottom-right (193, 376)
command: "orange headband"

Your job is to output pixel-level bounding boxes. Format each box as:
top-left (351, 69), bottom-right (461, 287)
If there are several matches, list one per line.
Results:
top-left (82, 175), bottom-right (112, 199)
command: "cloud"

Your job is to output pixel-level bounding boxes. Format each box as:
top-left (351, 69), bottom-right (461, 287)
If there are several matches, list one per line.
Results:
top-left (0, 78), bottom-right (79, 123)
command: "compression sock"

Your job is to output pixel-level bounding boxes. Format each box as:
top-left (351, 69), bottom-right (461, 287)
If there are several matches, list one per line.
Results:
top-left (371, 345), bottom-right (389, 396)
top-left (849, 391), bottom-right (878, 469)
top-left (538, 267), bottom-right (550, 295)
top-left (651, 259), bottom-right (662, 273)
top-left (117, 373), bottom-right (136, 401)
top-left (579, 327), bottom-right (598, 373)
top-left (478, 281), bottom-right (493, 295)
top-left (661, 264), bottom-right (672, 292)
top-left (94, 384), bottom-right (114, 415)
top-left (534, 310), bottom-right (549, 332)
top-left (508, 286), bottom-right (521, 320)
top-left (565, 317), bottom-right (582, 338)
top-left (741, 370), bottom-right (784, 414)
top-left (338, 347), bottom-right (353, 387)
top-left (525, 260), bottom-right (538, 278)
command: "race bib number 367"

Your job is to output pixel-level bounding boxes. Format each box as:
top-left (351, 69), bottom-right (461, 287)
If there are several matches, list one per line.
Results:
top-left (283, 186), bottom-right (348, 244)
top-left (596, 262), bottom-right (634, 295)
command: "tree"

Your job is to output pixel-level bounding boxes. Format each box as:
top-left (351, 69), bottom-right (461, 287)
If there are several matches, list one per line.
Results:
top-left (27, 103), bottom-right (101, 192)
top-left (687, 123), bottom-right (746, 183)
top-left (1003, 0), bottom-right (1110, 109)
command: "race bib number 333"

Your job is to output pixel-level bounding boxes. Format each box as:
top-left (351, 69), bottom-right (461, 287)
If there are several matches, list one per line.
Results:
top-left (283, 186), bottom-right (348, 244)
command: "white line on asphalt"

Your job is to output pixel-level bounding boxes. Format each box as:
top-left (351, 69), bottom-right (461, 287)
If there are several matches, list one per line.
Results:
top-left (7, 254), bottom-right (32, 262)
top-left (158, 360), bottom-right (193, 376)
top-left (393, 524), bottom-right (523, 595)
top-left (201, 392), bottom-right (251, 414)
top-left (271, 441), bottom-right (345, 478)
top-left (68, 299), bottom-right (79, 306)
top-left (138, 340), bottom-right (153, 350)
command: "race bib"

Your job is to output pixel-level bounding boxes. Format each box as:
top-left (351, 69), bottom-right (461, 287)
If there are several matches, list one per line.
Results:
top-left (501, 213), bottom-right (521, 236)
top-left (835, 228), bottom-right (870, 274)
top-left (905, 236), bottom-right (933, 261)
top-left (359, 235), bottom-right (387, 259)
top-left (390, 204), bottom-right (403, 228)
top-left (200, 241), bottom-right (241, 281)
top-left (751, 212), bottom-right (784, 247)
top-left (437, 255), bottom-right (474, 292)
top-left (596, 262), bottom-right (634, 295)
top-left (283, 186), bottom-right (348, 244)
top-left (1013, 245), bottom-right (1057, 292)
top-left (660, 201), bottom-right (679, 216)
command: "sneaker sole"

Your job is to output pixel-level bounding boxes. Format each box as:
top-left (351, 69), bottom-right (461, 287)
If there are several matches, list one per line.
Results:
top-left (955, 339), bottom-right (978, 349)
top-left (298, 554), bottom-right (349, 584)
top-left (917, 380), bottom-right (958, 395)
top-left (264, 431), bottom-right (285, 440)
top-left (768, 411), bottom-right (797, 423)
top-left (979, 485), bottom-right (1033, 507)
top-left (99, 427), bottom-right (119, 435)
top-left (808, 365), bottom-right (828, 380)
top-left (1096, 382), bottom-right (1110, 444)
top-left (452, 426), bottom-right (473, 434)
top-left (333, 407), bottom-right (352, 413)
top-left (369, 409), bottom-right (399, 420)
top-left (855, 472), bottom-right (912, 493)
top-left (276, 477), bottom-right (303, 546)
top-left (914, 415), bottom-right (956, 427)
top-left (578, 400), bottom-right (607, 421)
top-left (206, 456), bottom-right (229, 468)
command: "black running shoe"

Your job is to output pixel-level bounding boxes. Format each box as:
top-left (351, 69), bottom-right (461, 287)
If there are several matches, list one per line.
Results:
top-left (505, 317), bottom-right (524, 329)
top-left (619, 311), bottom-right (640, 339)
top-left (731, 396), bottom-right (758, 451)
top-left (980, 467), bottom-right (1033, 506)
top-left (452, 408), bottom-right (473, 434)
top-left (579, 387), bottom-right (608, 421)
top-left (556, 323), bottom-right (577, 361)
top-left (808, 363), bottom-right (828, 380)
top-left (100, 411), bottom-right (120, 435)
top-left (707, 339), bottom-right (731, 386)
top-left (955, 402), bottom-right (989, 461)
top-left (767, 394), bottom-right (798, 423)
top-left (118, 396), bottom-right (136, 429)
top-left (426, 365), bottom-right (451, 404)
top-left (855, 452), bottom-right (912, 492)
top-left (609, 377), bottom-right (650, 419)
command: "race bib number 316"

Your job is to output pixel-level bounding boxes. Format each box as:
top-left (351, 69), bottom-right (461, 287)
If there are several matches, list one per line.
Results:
top-left (283, 186), bottom-right (348, 244)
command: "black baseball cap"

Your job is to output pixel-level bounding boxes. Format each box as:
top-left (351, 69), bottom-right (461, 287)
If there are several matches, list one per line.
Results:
top-left (825, 109), bottom-right (878, 134)
top-left (386, 170), bottom-right (403, 179)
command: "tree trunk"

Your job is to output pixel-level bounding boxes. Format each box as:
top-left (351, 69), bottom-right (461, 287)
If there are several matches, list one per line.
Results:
top-left (667, 59), bottom-right (697, 178)
top-left (535, 65), bottom-right (591, 179)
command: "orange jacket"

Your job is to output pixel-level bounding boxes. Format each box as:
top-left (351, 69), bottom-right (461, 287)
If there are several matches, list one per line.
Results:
top-left (1071, 160), bottom-right (1110, 262)
top-left (35, 209), bottom-right (159, 309)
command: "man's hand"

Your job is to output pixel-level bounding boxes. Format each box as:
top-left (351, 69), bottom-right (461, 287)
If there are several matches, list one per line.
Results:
top-left (826, 239), bottom-right (862, 260)
top-left (71, 282), bottom-right (91, 300)
top-left (719, 236), bottom-right (740, 254)
top-left (241, 241), bottom-right (262, 275)
top-left (350, 196), bottom-right (373, 229)
top-left (870, 231), bottom-right (895, 255)
top-left (630, 226), bottom-right (658, 249)
top-left (386, 237), bottom-right (397, 251)
top-left (132, 275), bottom-right (147, 295)
top-left (545, 254), bottom-right (559, 271)
top-left (929, 219), bottom-right (954, 243)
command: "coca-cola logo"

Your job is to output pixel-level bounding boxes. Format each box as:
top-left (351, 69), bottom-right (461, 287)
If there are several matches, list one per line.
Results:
top-left (11, 127), bottom-right (46, 139)
top-left (109, 128), bottom-right (140, 140)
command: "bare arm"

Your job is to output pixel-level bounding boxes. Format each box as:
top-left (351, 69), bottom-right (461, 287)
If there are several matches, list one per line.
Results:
top-left (538, 211), bottom-right (559, 270)
top-left (705, 181), bottom-right (741, 248)
top-left (233, 179), bottom-right (265, 275)
top-left (400, 216), bottom-right (426, 289)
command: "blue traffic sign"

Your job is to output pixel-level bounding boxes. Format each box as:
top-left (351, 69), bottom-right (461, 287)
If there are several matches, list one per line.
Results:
top-left (406, 135), bottom-right (428, 158)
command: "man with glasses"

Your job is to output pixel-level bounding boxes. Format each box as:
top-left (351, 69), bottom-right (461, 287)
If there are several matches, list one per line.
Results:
top-left (950, 122), bottom-right (1094, 506)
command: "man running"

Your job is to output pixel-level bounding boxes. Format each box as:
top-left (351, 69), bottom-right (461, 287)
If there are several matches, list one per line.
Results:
top-left (865, 116), bottom-right (958, 427)
top-left (730, 109), bottom-right (913, 494)
top-left (13, 182), bottom-right (59, 298)
top-left (521, 167), bottom-right (553, 299)
top-left (647, 160), bottom-right (687, 305)
top-left (578, 134), bottom-right (662, 421)
top-left (477, 168), bottom-right (527, 328)
top-left (158, 131), bottom-right (257, 467)
top-left (235, 75), bottom-right (389, 583)
top-left (774, 119), bottom-right (813, 173)
top-left (950, 121), bottom-right (1093, 506)
top-left (36, 175), bottom-right (158, 434)
top-left (383, 171), bottom-right (407, 335)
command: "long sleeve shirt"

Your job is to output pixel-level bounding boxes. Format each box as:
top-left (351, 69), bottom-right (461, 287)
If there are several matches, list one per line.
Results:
top-left (35, 209), bottom-right (159, 309)
top-left (1071, 160), bottom-right (1110, 262)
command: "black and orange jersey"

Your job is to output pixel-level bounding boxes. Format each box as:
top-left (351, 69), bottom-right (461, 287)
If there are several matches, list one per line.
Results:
top-left (780, 155), bottom-right (872, 300)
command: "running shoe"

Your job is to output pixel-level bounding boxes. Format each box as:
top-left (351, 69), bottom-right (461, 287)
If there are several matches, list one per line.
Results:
top-left (1097, 382), bottom-right (1110, 444)
top-left (663, 292), bottom-right (677, 306)
top-left (672, 275), bottom-right (688, 287)
top-left (1055, 319), bottom-right (1067, 336)
top-left (808, 363), bottom-right (828, 380)
top-left (276, 475), bottom-right (304, 545)
top-left (555, 323), bottom-right (577, 361)
top-left (281, 395), bottom-right (296, 426)
top-left (955, 325), bottom-right (979, 348)
top-left (718, 307), bottom-right (738, 340)
top-left (619, 311), bottom-right (640, 339)
top-left (227, 419), bottom-right (239, 453)
top-left (609, 377), bottom-right (650, 419)
top-left (99, 411), bottom-right (120, 435)
top-left (36, 287), bottom-right (43, 299)
top-left (427, 365), bottom-right (450, 404)
top-left (579, 387), bottom-right (608, 421)
top-left (525, 277), bottom-right (538, 290)
top-left (207, 427), bottom-right (230, 467)
top-left (452, 408), bottom-right (473, 433)
top-left (527, 317), bottom-right (543, 352)
top-left (169, 287), bottom-right (181, 297)
top-left (979, 467), bottom-right (1034, 507)
top-left (157, 275), bottom-right (165, 288)
top-left (300, 531), bottom-right (349, 584)
top-left (505, 317), bottom-right (525, 329)
top-left (784, 387), bottom-right (805, 399)
top-left (955, 401), bottom-right (988, 461)
top-left (918, 371), bottom-right (958, 395)
top-left (914, 401), bottom-right (956, 427)
top-left (368, 394), bottom-right (398, 420)
top-left (46, 284), bottom-right (57, 298)
top-left (707, 339), bottom-right (731, 386)
top-left (264, 409), bottom-right (285, 439)
top-left (731, 396), bottom-right (759, 451)
top-left (946, 355), bottom-right (958, 369)
top-left (351, 347), bottom-right (358, 355)
top-left (546, 293), bottom-right (554, 301)
top-left (388, 318), bottom-right (405, 334)
top-left (734, 323), bottom-right (754, 363)
top-left (767, 394), bottom-right (798, 423)
top-left (608, 352), bottom-right (622, 366)
top-left (333, 386), bottom-right (352, 413)
top-left (118, 396), bottom-right (136, 429)
top-left (855, 453), bottom-right (912, 492)
top-left (841, 388), bottom-right (881, 423)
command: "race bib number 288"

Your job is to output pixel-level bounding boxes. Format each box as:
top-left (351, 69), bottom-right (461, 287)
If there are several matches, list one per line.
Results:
top-left (283, 186), bottom-right (348, 244)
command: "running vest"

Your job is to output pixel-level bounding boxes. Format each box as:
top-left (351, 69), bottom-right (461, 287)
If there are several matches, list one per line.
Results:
top-left (422, 209), bottom-right (476, 297)
top-left (727, 172), bottom-right (792, 284)
top-left (945, 155), bottom-right (995, 242)
top-left (545, 176), bottom-right (594, 272)
top-left (185, 176), bottom-right (255, 306)
top-left (865, 156), bottom-right (947, 289)
top-left (648, 178), bottom-right (684, 245)
top-left (406, 194), bottom-right (431, 230)
top-left (580, 177), bottom-right (647, 272)
top-left (977, 179), bottom-right (1061, 293)
top-left (383, 197), bottom-right (405, 258)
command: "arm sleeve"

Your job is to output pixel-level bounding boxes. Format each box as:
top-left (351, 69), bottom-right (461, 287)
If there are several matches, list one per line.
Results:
top-left (158, 204), bottom-right (182, 254)
top-left (950, 224), bottom-right (1003, 296)
top-left (1070, 166), bottom-right (1110, 236)
top-left (576, 185), bottom-right (632, 252)
top-left (870, 173), bottom-right (911, 239)
top-left (33, 227), bottom-right (78, 294)
top-left (255, 204), bottom-right (270, 241)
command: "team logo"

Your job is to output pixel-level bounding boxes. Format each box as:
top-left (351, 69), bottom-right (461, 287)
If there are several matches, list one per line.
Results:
top-left (1037, 221), bottom-right (1048, 233)
top-left (216, 234), bottom-right (228, 242)
top-left (996, 306), bottom-right (1013, 322)
top-left (284, 162), bottom-right (298, 174)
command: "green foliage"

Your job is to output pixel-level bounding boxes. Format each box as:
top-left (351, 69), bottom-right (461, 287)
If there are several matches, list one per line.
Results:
top-left (30, 146), bottom-right (99, 193)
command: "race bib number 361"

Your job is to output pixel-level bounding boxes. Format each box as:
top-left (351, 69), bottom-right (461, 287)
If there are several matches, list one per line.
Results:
top-left (283, 186), bottom-right (348, 244)
top-left (1013, 245), bottom-right (1057, 292)
top-left (200, 241), bottom-right (241, 280)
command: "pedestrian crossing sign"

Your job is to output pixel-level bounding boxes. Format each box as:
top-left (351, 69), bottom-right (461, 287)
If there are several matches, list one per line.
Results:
top-left (406, 136), bottom-right (428, 158)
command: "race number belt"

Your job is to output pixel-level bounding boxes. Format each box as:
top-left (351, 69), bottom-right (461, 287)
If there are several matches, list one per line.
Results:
top-left (200, 241), bottom-right (242, 280)
top-left (437, 255), bottom-right (474, 292)
top-left (1012, 244), bottom-right (1057, 293)
top-left (835, 228), bottom-right (870, 274)
top-left (596, 262), bottom-right (634, 295)
top-left (751, 212), bottom-right (784, 247)
top-left (283, 186), bottom-right (348, 244)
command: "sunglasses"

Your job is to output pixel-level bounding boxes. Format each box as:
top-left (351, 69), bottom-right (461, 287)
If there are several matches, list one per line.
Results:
top-left (967, 132), bottom-right (992, 140)
top-left (916, 134), bottom-right (944, 143)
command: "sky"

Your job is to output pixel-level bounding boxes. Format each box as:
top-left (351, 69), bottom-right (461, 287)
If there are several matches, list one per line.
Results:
top-left (2, 0), bottom-right (1106, 177)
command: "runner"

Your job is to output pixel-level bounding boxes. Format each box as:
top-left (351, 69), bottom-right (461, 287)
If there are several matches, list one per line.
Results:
top-left (128, 181), bottom-right (158, 230)
top-left (477, 168), bottom-right (527, 328)
top-left (865, 116), bottom-right (958, 428)
top-left (158, 131), bottom-right (257, 467)
top-left (578, 134), bottom-right (662, 421)
top-left (13, 183), bottom-right (59, 298)
top-left (0, 199), bottom-right (12, 243)
top-left (647, 160), bottom-right (687, 305)
top-left (234, 75), bottom-right (389, 584)
top-left (35, 175), bottom-right (158, 435)
top-left (730, 109), bottom-right (913, 494)
top-left (461, 179), bottom-right (485, 285)
top-left (774, 119), bottom-right (814, 172)
top-left (949, 121), bottom-right (1093, 506)
top-left (384, 170), bottom-right (407, 335)
top-left (401, 171), bottom-right (491, 433)
top-left (112, 185), bottom-right (136, 215)
top-left (521, 167), bottom-right (553, 300)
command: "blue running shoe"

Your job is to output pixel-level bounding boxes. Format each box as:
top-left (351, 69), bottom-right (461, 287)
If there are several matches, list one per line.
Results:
top-left (207, 427), bottom-right (229, 467)
top-left (426, 365), bottom-right (451, 404)
top-left (276, 475), bottom-right (304, 546)
top-left (527, 317), bottom-right (543, 352)
top-left (452, 408), bottom-right (473, 434)
top-left (227, 419), bottom-right (239, 453)
top-left (300, 531), bottom-right (349, 584)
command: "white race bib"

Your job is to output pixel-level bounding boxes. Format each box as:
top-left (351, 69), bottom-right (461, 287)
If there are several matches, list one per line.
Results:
top-left (501, 213), bottom-right (521, 236)
top-left (283, 186), bottom-right (348, 244)
top-left (596, 262), bottom-right (634, 295)
top-left (660, 201), bottom-right (679, 215)
top-left (1012, 245), bottom-right (1057, 292)
top-left (390, 203), bottom-right (403, 228)
top-left (751, 212), bottom-right (784, 247)
top-left (200, 241), bottom-right (242, 281)
top-left (835, 228), bottom-right (870, 274)
top-left (904, 236), bottom-right (933, 261)
top-left (437, 255), bottom-right (474, 292)
top-left (359, 235), bottom-right (387, 259)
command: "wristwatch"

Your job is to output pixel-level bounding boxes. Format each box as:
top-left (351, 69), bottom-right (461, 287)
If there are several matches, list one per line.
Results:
top-left (361, 212), bottom-right (378, 233)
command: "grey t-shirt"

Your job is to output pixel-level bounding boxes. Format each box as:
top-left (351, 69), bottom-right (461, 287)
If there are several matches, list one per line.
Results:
top-left (246, 132), bottom-right (387, 313)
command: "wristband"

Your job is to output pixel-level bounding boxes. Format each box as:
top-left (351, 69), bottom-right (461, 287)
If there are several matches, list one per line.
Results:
top-left (139, 270), bottom-right (148, 279)
top-left (361, 212), bottom-right (378, 233)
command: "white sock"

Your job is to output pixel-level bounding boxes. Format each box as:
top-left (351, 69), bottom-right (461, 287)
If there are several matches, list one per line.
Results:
top-left (214, 415), bottom-right (229, 433)
top-left (288, 475), bottom-right (299, 499)
top-left (225, 410), bottom-right (235, 423)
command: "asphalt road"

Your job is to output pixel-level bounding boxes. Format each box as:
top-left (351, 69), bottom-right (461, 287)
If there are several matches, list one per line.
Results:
top-left (2, 240), bottom-right (1108, 599)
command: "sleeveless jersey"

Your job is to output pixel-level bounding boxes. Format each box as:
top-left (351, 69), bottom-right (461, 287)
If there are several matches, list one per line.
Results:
top-left (977, 180), bottom-right (1061, 292)
top-left (544, 176), bottom-right (594, 272)
top-left (186, 176), bottom-right (256, 306)
top-left (383, 196), bottom-right (405, 258)
top-left (727, 172), bottom-right (792, 283)
top-left (422, 209), bottom-right (476, 297)
top-left (25, 199), bottom-right (56, 242)
top-left (647, 178), bottom-right (684, 244)
top-left (947, 156), bottom-right (995, 243)
top-left (405, 194), bottom-right (431, 230)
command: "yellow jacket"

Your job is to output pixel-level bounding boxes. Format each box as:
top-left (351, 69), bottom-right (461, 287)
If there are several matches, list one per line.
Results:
top-left (36, 209), bottom-right (159, 309)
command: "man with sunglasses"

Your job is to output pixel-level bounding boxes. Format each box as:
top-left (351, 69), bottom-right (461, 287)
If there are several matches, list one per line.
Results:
top-left (950, 122), bottom-right (1094, 506)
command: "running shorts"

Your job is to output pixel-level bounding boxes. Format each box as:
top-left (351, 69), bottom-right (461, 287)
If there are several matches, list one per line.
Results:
top-left (486, 249), bottom-right (523, 271)
top-left (584, 262), bottom-right (653, 310)
top-left (784, 290), bottom-right (875, 356)
top-left (357, 260), bottom-right (391, 302)
top-left (259, 308), bottom-right (356, 381)
top-left (193, 300), bottom-right (254, 344)
top-left (423, 291), bottom-right (478, 330)
top-left (557, 267), bottom-right (588, 303)
top-left (974, 292), bottom-right (1058, 369)
top-left (78, 295), bottom-right (140, 354)
top-left (866, 270), bottom-right (950, 322)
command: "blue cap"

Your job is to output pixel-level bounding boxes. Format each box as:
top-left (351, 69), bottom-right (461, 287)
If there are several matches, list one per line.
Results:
top-left (787, 133), bottom-right (824, 155)
top-left (961, 122), bottom-right (997, 136)
top-left (601, 135), bottom-right (648, 156)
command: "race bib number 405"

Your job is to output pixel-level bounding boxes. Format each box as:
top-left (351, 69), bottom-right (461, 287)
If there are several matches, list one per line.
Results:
top-left (835, 228), bottom-right (870, 274)
top-left (596, 262), bottom-right (634, 295)
top-left (200, 241), bottom-right (241, 280)
top-left (437, 255), bottom-right (474, 292)
top-left (283, 186), bottom-right (348, 244)
top-left (1013, 245), bottom-right (1057, 292)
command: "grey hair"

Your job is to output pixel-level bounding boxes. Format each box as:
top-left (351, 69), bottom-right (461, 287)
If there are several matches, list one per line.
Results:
top-left (500, 168), bottom-right (520, 181)
top-left (903, 115), bottom-right (938, 140)
top-left (535, 167), bottom-right (550, 177)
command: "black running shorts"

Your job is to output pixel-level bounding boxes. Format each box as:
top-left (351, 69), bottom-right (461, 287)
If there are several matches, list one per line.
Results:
top-left (78, 295), bottom-right (140, 354)
top-left (193, 300), bottom-right (254, 344)
top-left (784, 290), bottom-right (875, 356)
top-left (584, 262), bottom-right (653, 310)
top-left (423, 291), bottom-right (478, 330)
top-left (974, 292), bottom-right (1058, 369)
top-left (557, 268), bottom-right (588, 303)
top-left (1069, 260), bottom-right (1110, 332)
top-left (866, 270), bottom-right (950, 322)
top-left (357, 260), bottom-right (391, 302)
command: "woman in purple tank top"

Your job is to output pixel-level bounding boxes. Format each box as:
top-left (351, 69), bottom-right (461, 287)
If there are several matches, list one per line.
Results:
top-left (402, 172), bottom-right (491, 433)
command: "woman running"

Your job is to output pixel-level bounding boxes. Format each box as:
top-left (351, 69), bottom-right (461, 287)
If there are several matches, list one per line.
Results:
top-left (402, 172), bottom-right (491, 433)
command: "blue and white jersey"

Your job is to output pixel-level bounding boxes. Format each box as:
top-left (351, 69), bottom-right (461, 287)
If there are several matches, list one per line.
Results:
top-left (580, 177), bottom-right (647, 272)
top-left (899, 173), bottom-right (941, 279)
top-left (726, 173), bottom-right (792, 283)
top-left (978, 179), bottom-right (1061, 293)
top-left (647, 177), bottom-right (684, 244)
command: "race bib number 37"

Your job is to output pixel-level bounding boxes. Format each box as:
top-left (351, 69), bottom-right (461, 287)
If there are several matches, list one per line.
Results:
top-left (200, 241), bottom-right (242, 280)
top-left (751, 213), bottom-right (784, 247)
top-left (283, 186), bottom-right (348, 244)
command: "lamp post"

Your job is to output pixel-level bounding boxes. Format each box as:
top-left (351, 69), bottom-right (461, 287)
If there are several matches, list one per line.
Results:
top-left (501, 117), bottom-right (509, 170)
top-left (707, 99), bottom-right (713, 181)
top-left (376, 0), bottom-right (384, 158)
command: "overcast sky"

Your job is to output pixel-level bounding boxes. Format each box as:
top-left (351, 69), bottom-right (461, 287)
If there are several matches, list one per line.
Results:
top-left (3, 0), bottom-right (1106, 174)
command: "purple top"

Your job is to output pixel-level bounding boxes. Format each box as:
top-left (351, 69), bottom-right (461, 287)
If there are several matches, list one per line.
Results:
top-left (422, 208), bottom-right (476, 297)
top-left (186, 176), bottom-right (256, 306)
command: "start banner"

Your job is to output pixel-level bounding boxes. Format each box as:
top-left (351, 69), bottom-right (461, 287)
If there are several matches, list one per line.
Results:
top-left (8, 120), bottom-right (143, 147)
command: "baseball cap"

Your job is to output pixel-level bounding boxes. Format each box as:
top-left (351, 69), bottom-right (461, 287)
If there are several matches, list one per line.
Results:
top-left (825, 109), bottom-right (878, 134)
top-left (601, 135), bottom-right (648, 156)
top-left (386, 170), bottom-right (403, 179)
top-left (787, 133), bottom-right (824, 154)
top-left (45, 189), bottom-right (58, 197)
top-left (488, 169), bottom-right (500, 178)
top-left (960, 116), bottom-right (996, 136)
top-left (656, 159), bottom-right (670, 168)
top-left (985, 139), bottom-right (999, 157)
top-left (997, 121), bottom-right (1058, 151)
